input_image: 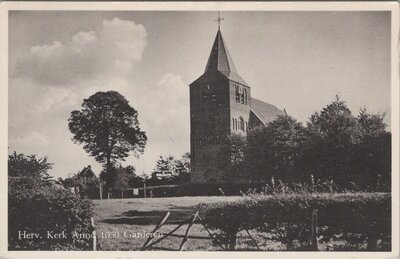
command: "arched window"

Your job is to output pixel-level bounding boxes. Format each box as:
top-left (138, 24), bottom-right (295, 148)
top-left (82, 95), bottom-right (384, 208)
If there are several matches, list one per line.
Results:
top-left (243, 89), bottom-right (247, 104)
top-left (239, 117), bottom-right (245, 131)
top-left (232, 118), bottom-right (235, 130)
top-left (235, 85), bottom-right (240, 102)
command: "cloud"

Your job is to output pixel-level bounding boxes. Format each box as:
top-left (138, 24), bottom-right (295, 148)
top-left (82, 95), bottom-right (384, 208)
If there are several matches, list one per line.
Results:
top-left (9, 17), bottom-right (191, 179)
top-left (14, 18), bottom-right (147, 86)
top-left (35, 87), bottom-right (79, 113)
top-left (126, 73), bottom-right (190, 174)
top-left (88, 72), bottom-right (191, 174)
top-left (147, 73), bottom-right (189, 144)
top-left (10, 131), bottom-right (50, 150)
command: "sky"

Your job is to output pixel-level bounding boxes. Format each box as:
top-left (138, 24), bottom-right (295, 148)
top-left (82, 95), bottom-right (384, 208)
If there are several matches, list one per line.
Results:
top-left (8, 11), bottom-right (391, 179)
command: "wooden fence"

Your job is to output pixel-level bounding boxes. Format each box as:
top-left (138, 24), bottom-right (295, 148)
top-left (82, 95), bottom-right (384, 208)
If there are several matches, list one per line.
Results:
top-left (90, 209), bottom-right (320, 251)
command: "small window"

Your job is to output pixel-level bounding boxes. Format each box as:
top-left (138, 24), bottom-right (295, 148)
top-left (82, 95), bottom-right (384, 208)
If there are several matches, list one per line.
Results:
top-left (239, 117), bottom-right (245, 131)
top-left (235, 85), bottom-right (240, 102)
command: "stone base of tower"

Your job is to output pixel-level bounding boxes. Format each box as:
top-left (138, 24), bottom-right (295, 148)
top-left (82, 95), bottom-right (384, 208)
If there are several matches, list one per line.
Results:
top-left (190, 171), bottom-right (205, 183)
top-left (190, 165), bottom-right (247, 184)
top-left (190, 166), bottom-right (219, 183)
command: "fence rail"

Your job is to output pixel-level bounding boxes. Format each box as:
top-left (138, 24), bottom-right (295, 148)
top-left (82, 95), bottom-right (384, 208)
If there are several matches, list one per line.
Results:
top-left (90, 209), bottom-right (320, 251)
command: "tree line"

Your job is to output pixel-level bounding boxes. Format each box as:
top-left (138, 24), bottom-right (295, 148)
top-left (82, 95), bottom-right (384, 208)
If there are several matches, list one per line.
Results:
top-left (217, 95), bottom-right (391, 191)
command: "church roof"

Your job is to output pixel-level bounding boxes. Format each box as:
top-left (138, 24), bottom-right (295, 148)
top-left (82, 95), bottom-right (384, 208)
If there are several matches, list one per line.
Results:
top-left (191, 29), bottom-right (249, 86)
top-left (250, 97), bottom-right (285, 125)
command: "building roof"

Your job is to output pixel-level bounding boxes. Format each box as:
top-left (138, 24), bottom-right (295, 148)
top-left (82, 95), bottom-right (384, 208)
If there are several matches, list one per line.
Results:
top-left (191, 29), bottom-right (249, 86)
top-left (78, 165), bottom-right (97, 178)
top-left (250, 97), bottom-right (285, 125)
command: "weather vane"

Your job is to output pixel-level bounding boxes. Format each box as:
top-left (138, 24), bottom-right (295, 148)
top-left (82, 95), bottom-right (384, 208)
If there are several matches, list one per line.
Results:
top-left (214, 11), bottom-right (224, 30)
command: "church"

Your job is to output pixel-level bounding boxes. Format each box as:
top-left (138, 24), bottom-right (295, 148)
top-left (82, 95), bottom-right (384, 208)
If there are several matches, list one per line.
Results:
top-left (189, 24), bottom-right (285, 183)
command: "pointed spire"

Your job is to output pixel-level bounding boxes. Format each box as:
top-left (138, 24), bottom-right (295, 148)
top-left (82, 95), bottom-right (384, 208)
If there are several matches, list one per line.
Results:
top-left (203, 29), bottom-right (248, 86)
top-left (190, 15), bottom-right (249, 87)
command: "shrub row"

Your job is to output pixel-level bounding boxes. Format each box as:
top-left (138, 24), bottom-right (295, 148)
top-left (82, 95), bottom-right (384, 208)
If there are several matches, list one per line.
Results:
top-left (146, 182), bottom-right (266, 197)
top-left (199, 192), bottom-right (391, 251)
top-left (139, 179), bottom-right (349, 198)
top-left (9, 182), bottom-right (94, 250)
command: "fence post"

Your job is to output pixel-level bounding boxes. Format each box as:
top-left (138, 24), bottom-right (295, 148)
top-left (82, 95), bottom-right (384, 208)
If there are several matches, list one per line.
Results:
top-left (99, 181), bottom-right (102, 200)
top-left (310, 209), bottom-right (318, 251)
top-left (91, 217), bottom-right (97, 251)
top-left (179, 211), bottom-right (199, 251)
top-left (141, 211), bottom-right (170, 250)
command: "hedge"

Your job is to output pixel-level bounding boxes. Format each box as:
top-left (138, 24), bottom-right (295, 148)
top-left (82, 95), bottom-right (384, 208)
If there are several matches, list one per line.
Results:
top-left (9, 182), bottom-right (94, 250)
top-left (145, 182), bottom-right (266, 197)
top-left (199, 192), bottom-right (391, 251)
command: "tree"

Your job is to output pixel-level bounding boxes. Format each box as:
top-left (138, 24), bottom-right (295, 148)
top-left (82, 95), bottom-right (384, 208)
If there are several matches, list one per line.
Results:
top-left (302, 95), bottom-right (358, 182)
top-left (99, 165), bottom-right (137, 198)
top-left (149, 153), bottom-right (191, 185)
top-left (8, 151), bottom-right (53, 181)
top-left (174, 152), bottom-right (191, 183)
top-left (153, 155), bottom-right (175, 174)
top-left (350, 108), bottom-right (390, 190)
top-left (150, 155), bottom-right (175, 185)
top-left (8, 151), bottom-right (53, 190)
top-left (245, 115), bottom-right (305, 182)
top-left (8, 152), bottom-right (94, 250)
top-left (356, 107), bottom-right (387, 138)
top-left (112, 166), bottom-right (131, 197)
top-left (68, 91), bottom-right (147, 182)
top-left (216, 134), bottom-right (247, 182)
top-left (301, 96), bottom-right (391, 189)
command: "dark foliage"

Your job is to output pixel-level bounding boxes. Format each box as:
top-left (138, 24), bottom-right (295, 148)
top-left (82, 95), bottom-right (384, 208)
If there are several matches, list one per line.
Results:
top-left (8, 151), bottom-right (53, 183)
top-left (59, 168), bottom-right (99, 199)
top-left (245, 115), bottom-right (306, 182)
top-left (8, 152), bottom-right (94, 250)
top-left (68, 91), bottom-right (147, 184)
top-left (9, 186), bottom-right (93, 250)
top-left (142, 182), bottom-right (265, 197)
top-left (148, 153), bottom-right (191, 186)
top-left (216, 134), bottom-right (247, 182)
top-left (200, 192), bottom-right (391, 251)
top-left (244, 96), bottom-right (390, 191)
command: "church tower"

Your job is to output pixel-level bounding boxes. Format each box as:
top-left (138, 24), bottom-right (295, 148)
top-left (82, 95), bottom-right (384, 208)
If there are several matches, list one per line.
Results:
top-left (189, 27), bottom-right (251, 183)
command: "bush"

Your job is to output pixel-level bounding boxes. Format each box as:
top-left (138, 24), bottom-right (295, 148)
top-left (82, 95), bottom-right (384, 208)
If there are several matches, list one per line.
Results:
top-left (147, 182), bottom-right (267, 197)
top-left (8, 183), bottom-right (94, 250)
top-left (199, 192), bottom-right (390, 251)
top-left (145, 177), bottom-right (343, 198)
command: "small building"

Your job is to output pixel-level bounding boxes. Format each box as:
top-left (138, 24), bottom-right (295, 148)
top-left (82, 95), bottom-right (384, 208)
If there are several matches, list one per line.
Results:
top-left (77, 165), bottom-right (97, 183)
top-left (73, 165), bottom-right (99, 198)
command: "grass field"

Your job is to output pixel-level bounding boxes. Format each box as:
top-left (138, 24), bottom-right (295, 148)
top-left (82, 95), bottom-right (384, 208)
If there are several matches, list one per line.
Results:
top-left (93, 196), bottom-right (252, 251)
top-left (93, 195), bottom-right (365, 251)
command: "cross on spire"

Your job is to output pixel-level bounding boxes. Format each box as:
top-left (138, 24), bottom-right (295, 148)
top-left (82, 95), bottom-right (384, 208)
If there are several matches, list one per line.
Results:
top-left (214, 11), bottom-right (224, 30)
